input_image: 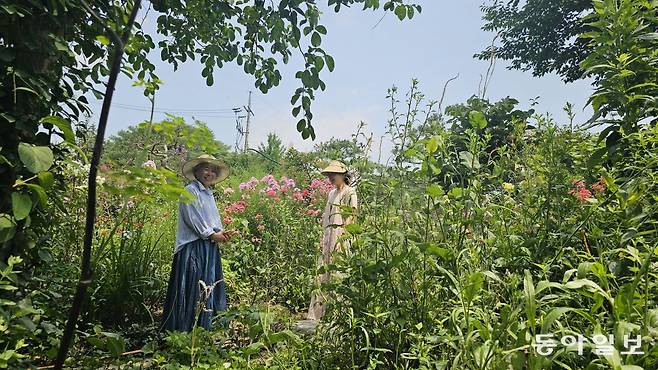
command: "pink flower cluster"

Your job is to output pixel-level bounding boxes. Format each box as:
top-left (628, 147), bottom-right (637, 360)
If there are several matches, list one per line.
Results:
top-left (568, 177), bottom-right (606, 203)
top-left (239, 177), bottom-right (260, 191)
top-left (234, 174), bottom-right (333, 207)
top-left (279, 176), bottom-right (296, 193)
top-left (310, 178), bottom-right (334, 194)
top-left (293, 189), bottom-right (310, 201)
top-left (225, 200), bottom-right (247, 213)
top-left (261, 174), bottom-right (278, 187)
top-left (305, 209), bottom-right (321, 216)
top-left (260, 174), bottom-right (294, 196)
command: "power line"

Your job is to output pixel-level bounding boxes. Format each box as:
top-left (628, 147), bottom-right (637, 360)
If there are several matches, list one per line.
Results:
top-left (113, 102), bottom-right (235, 113)
top-left (93, 101), bottom-right (237, 116)
top-left (109, 105), bottom-right (235, 118)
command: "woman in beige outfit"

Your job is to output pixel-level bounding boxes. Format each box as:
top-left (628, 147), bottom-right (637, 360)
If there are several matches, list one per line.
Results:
top-left (307, 161), bottom-right (358, 321)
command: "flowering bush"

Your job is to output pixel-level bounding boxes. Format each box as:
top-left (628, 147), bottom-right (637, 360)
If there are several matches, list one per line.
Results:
top-left (219, 174), bottom-right (331, 310)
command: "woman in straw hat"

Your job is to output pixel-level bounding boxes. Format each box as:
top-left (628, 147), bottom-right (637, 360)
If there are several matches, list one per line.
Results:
top-left (306, 160), bottom-right (358, 321)
top-left (162, 154), bottom-right (234, 332)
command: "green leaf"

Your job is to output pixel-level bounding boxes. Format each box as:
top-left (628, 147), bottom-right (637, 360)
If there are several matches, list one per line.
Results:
top-left (314, 55), bottom-right (325, 71)
top-left (37, 171), bottom-right (54, 190)
top-left (106, 336), bottom-right (126, 357)
top-left (292, 106), bottom-right (301, 117)
top-left (426, 135), bottom-right (439, 154)
top-left (344, 223), bottom-right (363, 235)
top-left (41, 116), bottom-right (75, 143)
top-left (1, 112), bottom-right (15, 123)
top-left (395, 5), bottom-right (407, 20)
top-left (15, 86), bottom-right (39, 95)
top-left (468, 111), bottom-right (488, 130)
top-left (426, 184), bottom-right (444, 198)
top-left (18, 143), bottom-right (53, 173)
top-left (564, 279), bottom-right (613, 304)
top-left (0, 214), bottom-right (16, 243)
top-left (296, 119), bottom-right (306, 132)
top-left (11, 192), bottom-right (32, 221)
top-left (464, 271), bottom-right (484, 302)
top-left (420, 243), bottom-right (452, 260)
top-left (459, 151), bottom-right (479, 170)
top-left (324, 55), bottom-right (335, 72)
top-left (17, 317), bottom-right (37, 332)
top-left (266, 330), bottom-right (301, 346)
top-left (541, 307), bottom-right (575, 333)
top-left (25, 184), bottom-right (47, 207)
top-left (523, 270), bottom-right (536, 329)
top-left (311, 32), bottom-right (321, 47)
top-left (37, 249), bottom-right (53, 262)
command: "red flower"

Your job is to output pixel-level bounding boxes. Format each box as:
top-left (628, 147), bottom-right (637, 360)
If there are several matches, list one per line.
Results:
top-left (225, 200), bottom-right (247, 213)
top-left (591, 177), bottom-right (606, 193)
top-left (568, 180), bottom-right (593, 203)
top-left (571, 179), bottom-right (586, 188)
top-left (569, 188), bottom-right (592, 202)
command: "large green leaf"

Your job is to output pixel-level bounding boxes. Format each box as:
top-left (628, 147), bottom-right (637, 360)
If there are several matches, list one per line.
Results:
top-left (425, 135), bottom-right (439, 154)
top-left (18, 143), bottom-right (54, 173)
top-left (468, 110), bottom-right (488, 130)
top-left (394, 5), bottom-right (407, 20)
top-left (25, 184), bottom-right (47, 207)
top-left (0, 214), bottom-right (16, 243)
top-left (41, 116), bottom-right (75, 143)
top-left (11, 192), bottom-right (32, 221)
top-left (464, 271), bottom-right (484, 302)
top-left (426, 184), bottom-right (444, 198)
top-left (37, 171), bottom-right (55, 190)
top-left (541, 307), bottom-right (575, 333)
top-left (459, 151), bottom-right (480, 170)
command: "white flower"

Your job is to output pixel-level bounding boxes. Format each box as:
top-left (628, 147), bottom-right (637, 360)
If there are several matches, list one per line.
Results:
top-left (142, 160), bottom-right (157, 169)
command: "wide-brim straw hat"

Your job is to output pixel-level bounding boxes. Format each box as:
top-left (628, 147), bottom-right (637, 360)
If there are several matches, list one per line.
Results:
top-left (320, 160), bottom-right (348, 176)
top-left (182, 154), bottom-right (230, 185)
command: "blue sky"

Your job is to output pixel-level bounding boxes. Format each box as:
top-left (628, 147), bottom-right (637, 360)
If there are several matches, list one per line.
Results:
top-left (92, 1), bottom-right (593, 161)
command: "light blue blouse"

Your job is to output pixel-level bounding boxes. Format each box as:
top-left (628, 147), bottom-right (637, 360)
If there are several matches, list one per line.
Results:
top-left (174, 180), bottom-right (224, 254)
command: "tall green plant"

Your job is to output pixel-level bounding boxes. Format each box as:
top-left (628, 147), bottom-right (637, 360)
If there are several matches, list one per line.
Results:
top-left (580, 0), bottom-right (658, 159)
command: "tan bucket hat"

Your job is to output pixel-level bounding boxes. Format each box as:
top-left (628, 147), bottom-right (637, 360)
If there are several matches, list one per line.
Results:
top-left (320, 160), bottom-right (348, 175)
top-left (182, 154), bottom-right (230, 185)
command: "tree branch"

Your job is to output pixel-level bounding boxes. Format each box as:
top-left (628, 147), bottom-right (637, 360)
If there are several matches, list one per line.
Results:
top-left (53, 1), bottom-right (142, 368)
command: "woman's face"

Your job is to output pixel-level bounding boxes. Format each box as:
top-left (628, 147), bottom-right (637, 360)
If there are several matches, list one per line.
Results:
top-left (194, 164), bottom-right (219, 187)
top-left (327, 172), bottom-right (345, 186)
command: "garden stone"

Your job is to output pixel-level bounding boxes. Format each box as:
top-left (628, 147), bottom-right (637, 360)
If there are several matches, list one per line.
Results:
top-left (292, 319), bottom-right (318, 335)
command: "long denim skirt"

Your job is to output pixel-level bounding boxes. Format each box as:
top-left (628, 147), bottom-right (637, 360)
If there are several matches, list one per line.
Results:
top-left (161, 239), bottom-right (227, 332)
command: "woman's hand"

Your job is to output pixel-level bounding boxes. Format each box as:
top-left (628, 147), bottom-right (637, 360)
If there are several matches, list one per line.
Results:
top-left (210, 231), bottom-right (229, 243)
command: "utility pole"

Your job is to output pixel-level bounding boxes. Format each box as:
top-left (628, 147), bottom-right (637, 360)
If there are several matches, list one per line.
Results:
top-left (243, 91), bottom-right (253, 152)
top-left (232, 107), bottom-right (245, 152)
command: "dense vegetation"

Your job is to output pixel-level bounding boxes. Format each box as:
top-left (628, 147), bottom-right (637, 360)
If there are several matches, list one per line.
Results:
top-left (1, 0), bottom-right (657, 369)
